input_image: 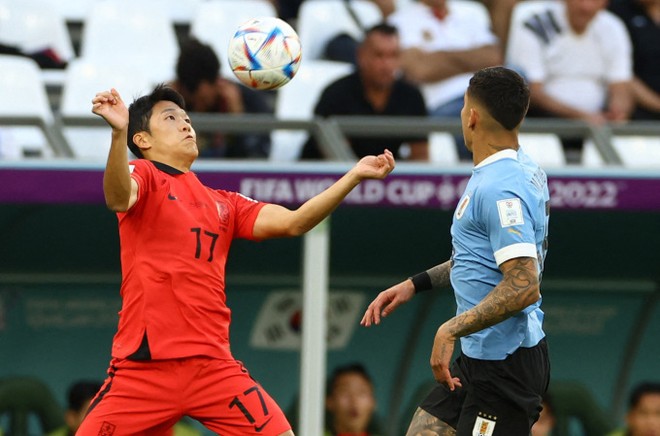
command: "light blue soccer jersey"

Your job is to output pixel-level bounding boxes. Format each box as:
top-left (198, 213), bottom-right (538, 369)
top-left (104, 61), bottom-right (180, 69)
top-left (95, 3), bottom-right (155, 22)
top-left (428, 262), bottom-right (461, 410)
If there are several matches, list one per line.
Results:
top-left (450, 147), bottom-right (549, 360)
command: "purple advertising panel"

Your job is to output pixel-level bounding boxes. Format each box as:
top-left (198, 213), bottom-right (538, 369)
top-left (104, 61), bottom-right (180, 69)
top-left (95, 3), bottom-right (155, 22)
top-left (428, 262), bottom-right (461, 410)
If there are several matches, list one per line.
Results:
top-left (2, 165), bottom-right (660, 211)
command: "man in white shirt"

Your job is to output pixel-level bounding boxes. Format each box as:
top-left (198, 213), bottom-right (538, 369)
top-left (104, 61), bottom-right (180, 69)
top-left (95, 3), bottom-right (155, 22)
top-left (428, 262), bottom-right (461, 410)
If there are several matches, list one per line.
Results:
top-left (507, 0), bottom-right (633, 126)
top-left (388, 0), bottom-right (502, 160)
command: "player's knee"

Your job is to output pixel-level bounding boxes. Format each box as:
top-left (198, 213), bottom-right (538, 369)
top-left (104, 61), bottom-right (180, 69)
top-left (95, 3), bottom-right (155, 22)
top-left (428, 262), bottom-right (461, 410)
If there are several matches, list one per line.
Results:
top-left (277, 431), bottom-right (295, 436)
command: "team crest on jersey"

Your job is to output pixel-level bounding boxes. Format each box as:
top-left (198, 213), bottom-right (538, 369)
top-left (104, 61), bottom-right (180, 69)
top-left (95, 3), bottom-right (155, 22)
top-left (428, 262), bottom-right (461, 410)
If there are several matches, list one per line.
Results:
top-left (216, 201), bottom-right (230, 226)
top-left (497, 198), bottom-right (524, 227)
top-left (472, 412), bottom-right (497, 436)
top-left (98, 421), bottom-right (116, 436)
top-left (455, 195), bottom-right (470, 220)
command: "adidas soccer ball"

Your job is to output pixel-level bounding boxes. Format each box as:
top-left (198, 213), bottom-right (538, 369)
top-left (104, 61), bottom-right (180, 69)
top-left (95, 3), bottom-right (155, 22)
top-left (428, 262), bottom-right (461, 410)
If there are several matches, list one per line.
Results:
top-left (228, 16), bottom-right (302, 90)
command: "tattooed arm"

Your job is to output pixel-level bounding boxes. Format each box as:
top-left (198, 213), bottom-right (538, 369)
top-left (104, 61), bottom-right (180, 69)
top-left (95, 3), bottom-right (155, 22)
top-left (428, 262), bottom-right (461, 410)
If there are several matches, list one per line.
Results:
top-left (361, 260), bottom-right (452, 327)
top-left (430, 257), bottom-right (540, 389)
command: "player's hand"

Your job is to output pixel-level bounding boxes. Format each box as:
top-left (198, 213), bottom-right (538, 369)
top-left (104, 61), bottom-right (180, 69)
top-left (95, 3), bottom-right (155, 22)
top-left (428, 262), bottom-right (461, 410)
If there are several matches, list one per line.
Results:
top-left (361, 279), bottom-right (414, 327)
top-left (430, 323), bottom-right (462, 391)
top-left (353, 149), bottom-right (395, 181)
top-left (92, 88), bottom-right (128, 131)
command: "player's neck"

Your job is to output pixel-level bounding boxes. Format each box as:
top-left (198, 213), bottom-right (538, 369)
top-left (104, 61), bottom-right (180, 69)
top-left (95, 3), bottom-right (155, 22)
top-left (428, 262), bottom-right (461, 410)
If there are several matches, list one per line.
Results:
top-left (471, 131), bottom-right (518, 166)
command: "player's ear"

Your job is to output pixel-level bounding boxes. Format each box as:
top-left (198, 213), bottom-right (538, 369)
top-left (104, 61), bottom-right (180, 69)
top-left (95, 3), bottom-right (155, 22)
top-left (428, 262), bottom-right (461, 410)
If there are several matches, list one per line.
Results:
top-left (133, 132), bottom-right (152, 152)
top-left (468, 108), bottom-right (478, 129)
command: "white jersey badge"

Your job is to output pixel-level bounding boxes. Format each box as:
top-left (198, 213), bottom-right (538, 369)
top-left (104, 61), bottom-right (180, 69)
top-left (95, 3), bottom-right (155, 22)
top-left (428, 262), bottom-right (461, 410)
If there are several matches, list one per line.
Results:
top-left (497, 198), bottom-right (524, 227)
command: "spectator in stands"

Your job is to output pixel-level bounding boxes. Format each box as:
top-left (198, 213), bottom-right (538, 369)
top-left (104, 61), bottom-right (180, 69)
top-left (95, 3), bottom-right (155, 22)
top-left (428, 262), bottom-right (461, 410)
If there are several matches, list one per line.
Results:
top-left (302, 24), bottom-right (428, 161)
top-left (169, 39), bottom-right (272, 159)
top-left (324, 0), bottom-right (396, 65)
top-left (325, 363), bottom-right (382, 436)
top-left (387, 0), bottom-right (502, 160)
top-left (268, 0), bottom-right (304, 24)
top-left (610, 0), bottom-right (660, 121)
top-left (47, 380), bottom-right (103, 436)
top-left (480, 0), bottom-right (519, 52)
top-left (531, 393), bottom-right (556, 436)
top-left (606, 381), bottom-right (660, 436)
top-left (507, 0), bottom-right (634, 162)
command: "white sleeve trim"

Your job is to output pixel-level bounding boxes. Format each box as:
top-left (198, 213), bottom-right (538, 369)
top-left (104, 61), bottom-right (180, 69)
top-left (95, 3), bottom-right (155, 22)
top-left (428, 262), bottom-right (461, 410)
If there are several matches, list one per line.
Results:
top-left (494, 243), bottom-right (537, 266)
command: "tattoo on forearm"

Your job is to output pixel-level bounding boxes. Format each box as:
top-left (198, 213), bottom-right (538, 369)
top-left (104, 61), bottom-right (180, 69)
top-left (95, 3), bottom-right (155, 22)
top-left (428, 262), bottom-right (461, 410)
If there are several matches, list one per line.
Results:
top-left (428, 261), bottom-right (452, 289)
top-left (446, 257), bottom-right (539, 338)
top-left (406, 408), bottom-right (456, 436)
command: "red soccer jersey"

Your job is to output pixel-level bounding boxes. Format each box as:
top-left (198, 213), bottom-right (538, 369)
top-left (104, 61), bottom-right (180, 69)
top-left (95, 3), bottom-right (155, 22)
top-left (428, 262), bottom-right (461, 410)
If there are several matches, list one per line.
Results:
top-left (111, 160), bottom-right (266, 360)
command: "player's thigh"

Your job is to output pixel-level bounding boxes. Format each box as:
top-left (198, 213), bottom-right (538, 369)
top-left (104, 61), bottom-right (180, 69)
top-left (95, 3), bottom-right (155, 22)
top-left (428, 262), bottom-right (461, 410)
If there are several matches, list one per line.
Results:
top-left (77, 365), bottom-right (180, 436)
top-left (189, 359), bottom-right (291, 436)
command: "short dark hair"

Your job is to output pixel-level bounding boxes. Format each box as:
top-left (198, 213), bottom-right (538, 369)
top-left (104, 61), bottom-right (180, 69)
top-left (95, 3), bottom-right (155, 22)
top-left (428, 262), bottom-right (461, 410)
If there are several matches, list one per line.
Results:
top-left (467, 66), bottom-right (530, 131)
top-left (127, 84), bottom-right (186, 158)
top-left (67, 380), bottom-right (102, 412)
top-left (176, 38), bottom-right (221, 94)
top-left (364, 23), bottom-right (398, 39)
top-left (628, 382), bottom-right (660, 409)
top-left (326, 363), bottom-right (373, 396)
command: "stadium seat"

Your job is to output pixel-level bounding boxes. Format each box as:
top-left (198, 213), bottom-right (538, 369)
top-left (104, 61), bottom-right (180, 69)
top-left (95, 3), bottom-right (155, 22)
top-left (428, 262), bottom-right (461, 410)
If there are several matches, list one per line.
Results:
top-left (189, 0), bottom-right (278, 79)
top-left (549, 380), bottom-right (616, 436)
top-left (581, 138), bottom-right (606, 167)
top-left (47, 0), bottom-right (97, 23)
top-left (60, 59), bottom-right (152, 160)
top-left (80, 1), bottom-right (179, 86)
top-left (296, 0), bottom-right (383, 61)
top-left (0, 376), bottom-right (65, 435)
top-left (428, 132), bottom-right (459, 165)
top-left (0, 55), bottom-right (62, 159)
top-left (611, 135), bottom-right (660, 168)
top-left (519, 133), bottom-right (567, 167)
top-left (581, 136), bottom-right (660, 168)
top-left (0, 0), bottom-right (75, 63)
top-left (269, 60), bottom-right (354, 161)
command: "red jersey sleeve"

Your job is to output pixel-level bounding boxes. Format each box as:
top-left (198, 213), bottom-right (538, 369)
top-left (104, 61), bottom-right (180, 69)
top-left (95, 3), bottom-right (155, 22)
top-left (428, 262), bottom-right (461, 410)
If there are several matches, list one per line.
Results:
top-left (127, 160), bottom-right (160, 206)
top-left (223, 190), bottom-right (267, 240)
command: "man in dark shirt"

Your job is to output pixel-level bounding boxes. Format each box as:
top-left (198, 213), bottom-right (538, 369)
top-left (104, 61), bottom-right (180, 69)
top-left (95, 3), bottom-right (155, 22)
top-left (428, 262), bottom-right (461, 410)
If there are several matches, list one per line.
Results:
top-left (301, 24), bottom-right (428, 160)
top-left (610, 0), bottom-right (660, 120)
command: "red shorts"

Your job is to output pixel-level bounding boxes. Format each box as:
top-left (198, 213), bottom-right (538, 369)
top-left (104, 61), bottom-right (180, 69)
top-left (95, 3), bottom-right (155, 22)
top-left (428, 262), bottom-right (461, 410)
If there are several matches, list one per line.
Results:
top-left (77, 356), bottom-right (291, 436)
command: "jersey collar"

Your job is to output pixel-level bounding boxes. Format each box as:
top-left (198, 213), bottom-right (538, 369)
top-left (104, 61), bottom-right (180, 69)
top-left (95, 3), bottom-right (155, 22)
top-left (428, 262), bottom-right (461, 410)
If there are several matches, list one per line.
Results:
top-left (151, 160), bottom-right (184, 175)
top-left (474, 148), bottom-right (518, 169)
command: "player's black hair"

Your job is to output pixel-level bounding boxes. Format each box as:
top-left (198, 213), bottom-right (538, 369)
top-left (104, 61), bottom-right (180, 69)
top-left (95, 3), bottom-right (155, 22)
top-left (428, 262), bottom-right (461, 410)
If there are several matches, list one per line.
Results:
top-left (326, 363), bottom-right (374, 396)
top-left (467, 66), bottom-right (530, 131)
top-left (628, 381), bottom-right (660, 409)
top-left (127, 84), bottom-right (186, 158)
top-left (67, 380), bottom-right (102, 412)
top-left (176, 38), bottom-right (221, 94)
top-left (364, 22), bottom-right (398, 38)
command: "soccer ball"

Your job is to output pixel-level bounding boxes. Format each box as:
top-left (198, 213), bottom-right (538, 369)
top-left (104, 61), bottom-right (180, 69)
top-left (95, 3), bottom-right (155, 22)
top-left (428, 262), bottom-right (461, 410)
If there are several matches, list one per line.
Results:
top-left (228, 16), bottom-right (302, 90)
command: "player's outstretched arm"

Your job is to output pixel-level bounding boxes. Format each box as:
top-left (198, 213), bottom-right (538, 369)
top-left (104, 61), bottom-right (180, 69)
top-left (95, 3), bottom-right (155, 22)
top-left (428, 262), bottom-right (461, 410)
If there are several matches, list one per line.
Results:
top-left (361, 260), bottom-right (452, 327)
top-left (92, 89), bottom-right (137, 212)
top-left (253, 150), bottom-right (395, 239)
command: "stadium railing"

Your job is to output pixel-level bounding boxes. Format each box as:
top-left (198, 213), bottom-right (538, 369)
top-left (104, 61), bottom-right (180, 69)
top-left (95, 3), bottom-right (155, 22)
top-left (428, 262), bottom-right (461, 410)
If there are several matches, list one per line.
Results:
top-left (4, 114), bottom-right (660, 165)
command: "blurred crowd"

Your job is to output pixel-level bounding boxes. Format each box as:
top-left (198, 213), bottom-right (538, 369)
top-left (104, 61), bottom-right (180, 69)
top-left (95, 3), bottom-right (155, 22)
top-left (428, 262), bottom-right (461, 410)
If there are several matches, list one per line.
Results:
top-left (0, 0), bottom-right (658, 162)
